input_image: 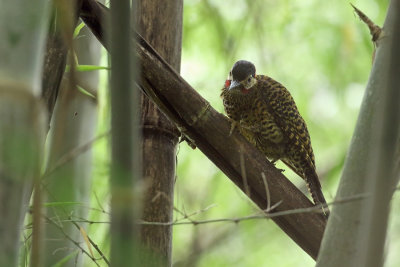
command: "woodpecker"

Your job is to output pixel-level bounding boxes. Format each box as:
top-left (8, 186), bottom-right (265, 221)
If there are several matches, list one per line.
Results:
top-left (221, 60), bottom-right (329, 216)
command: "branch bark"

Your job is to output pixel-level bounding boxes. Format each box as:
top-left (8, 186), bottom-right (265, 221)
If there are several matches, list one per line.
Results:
top-left (80, 0), bottom-right (327, 259)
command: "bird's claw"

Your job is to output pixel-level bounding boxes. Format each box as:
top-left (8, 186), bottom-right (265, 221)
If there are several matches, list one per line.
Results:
top-left (270, 159), bottom-right (284, 172)
top-left (229, 121), bottom-right (237, 136)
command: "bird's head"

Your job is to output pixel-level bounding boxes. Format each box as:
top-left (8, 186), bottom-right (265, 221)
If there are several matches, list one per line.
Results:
top-left (225, 60), bottom-right (257, 94)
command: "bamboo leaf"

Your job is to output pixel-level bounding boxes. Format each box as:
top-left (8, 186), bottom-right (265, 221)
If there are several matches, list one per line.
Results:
top-left (51, 250), bottom-right (79, 267)
top-left (73, 22), bottom-right (86, 38)
top-left (65, 64), bottom-right (110, 72)
top-left (79, 227), bottom-right (94, 258)
top-left (77, 85), bottom-right (97, 99)
top-left (43, 202), bottom-right (83, 207)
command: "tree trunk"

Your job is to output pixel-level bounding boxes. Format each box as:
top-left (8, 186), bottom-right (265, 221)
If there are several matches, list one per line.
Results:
top-left (43, 18), bottom-right (101, 266)
top-left (135, 1), bottom-right (182, 266)
top-left (0, 1), bottom-right (50, 266)
top-left (317, 1), bottom-right (400, 266)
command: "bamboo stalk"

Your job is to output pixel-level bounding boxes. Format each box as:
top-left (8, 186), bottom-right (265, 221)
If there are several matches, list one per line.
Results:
top-left (136, 1), bottom-right (182, 265)
top-left (317, 1), bottom-right (400, 266)
top-left (43, 19), bottom-right (101, 267)
top-left (0, 1), bottom-right (50, 265)
top-left (109, 0), bottom-right (141, 265)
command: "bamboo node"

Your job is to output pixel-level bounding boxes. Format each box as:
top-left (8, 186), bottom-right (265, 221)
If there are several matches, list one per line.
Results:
top-left (188, 102), bottom-right (211, 126)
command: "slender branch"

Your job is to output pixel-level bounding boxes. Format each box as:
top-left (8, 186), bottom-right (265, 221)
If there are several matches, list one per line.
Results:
top-left (44, 215), bottom-right (102, 267)
top-left (26, 210), bottom-right (110, 266)
top-left (70, 220), bottom-right (110, 266)
top-left (351, 3), bottom-right (383, 63)
top-left (56, 193), bottom-right (367, 228)
top-left (42, 131), bottom-right (110, 178)
top-left (351, 4), bottom-right (382, 44)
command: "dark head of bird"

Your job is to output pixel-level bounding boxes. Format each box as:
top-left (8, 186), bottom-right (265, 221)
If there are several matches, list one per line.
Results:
top-left (227, 60), bottom-right (257, 94)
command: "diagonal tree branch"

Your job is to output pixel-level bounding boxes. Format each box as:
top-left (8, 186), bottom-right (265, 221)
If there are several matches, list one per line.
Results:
top-left (80, 0), bottom-right (327, 260)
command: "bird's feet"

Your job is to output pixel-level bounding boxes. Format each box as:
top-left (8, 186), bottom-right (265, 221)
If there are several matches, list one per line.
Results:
top-left (229, 120), bottom-right (237, 136)
top-left (271, 159), bottom-right (285, 173)
top-left (276, 168), bottom-right (285, 173)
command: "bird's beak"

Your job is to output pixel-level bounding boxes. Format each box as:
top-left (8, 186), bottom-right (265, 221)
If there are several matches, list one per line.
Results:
top-left (229, 80), bottom-right (242, 91)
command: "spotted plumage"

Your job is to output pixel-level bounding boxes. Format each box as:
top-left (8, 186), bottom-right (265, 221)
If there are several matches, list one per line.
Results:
top-left (221, 60), bottom-right (329, 216)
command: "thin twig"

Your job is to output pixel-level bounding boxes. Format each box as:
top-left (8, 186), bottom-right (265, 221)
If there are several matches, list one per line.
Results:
top-left (70, 220), bottom-right (110, 266)
top-left (173, 204), bottom-right (217, 223)
top-left (44, 215), bottom-right (102, 266)
top-left (60, 193), bottom-right (367, 227)
top-left (42, 131), bottom-right (110, 179)
top-left (239, 145), bottom-right (251, 197)
top-left (93, 192), bottom-right (108, 214)
top-left (351, 3), bottom-right (383, 44)
top-left (261, 172), bottom-right (271, 211)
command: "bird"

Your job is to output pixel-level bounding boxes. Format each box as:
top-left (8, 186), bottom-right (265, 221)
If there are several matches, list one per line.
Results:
top-left (221, 60), bottom-right (329, 217)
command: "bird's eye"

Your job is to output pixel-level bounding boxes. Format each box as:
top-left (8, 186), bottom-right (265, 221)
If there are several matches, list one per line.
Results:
top-left (248, 77), bottom-right (252, 83)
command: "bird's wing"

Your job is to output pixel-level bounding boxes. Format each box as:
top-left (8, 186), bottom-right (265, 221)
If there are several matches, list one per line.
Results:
top-left (259, 77), bottom-right (329, 215)
top-left (259, 76), bottom-right (315, 169)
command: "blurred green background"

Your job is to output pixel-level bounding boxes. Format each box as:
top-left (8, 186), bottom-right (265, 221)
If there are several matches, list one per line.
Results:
top-left (84, 0), bottom-right (400, 266)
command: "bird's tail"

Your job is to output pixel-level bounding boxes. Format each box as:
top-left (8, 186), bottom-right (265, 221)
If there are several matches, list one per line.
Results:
top-left (282, 159), bottom-right (329, 218)
top-left (304, 168), bottom-right (330, 218)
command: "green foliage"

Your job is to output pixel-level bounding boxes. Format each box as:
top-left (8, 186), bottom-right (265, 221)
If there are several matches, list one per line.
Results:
top-left (52, 251), bottom-right (79, 267)
top-left (73, 22), bottom-right (86, 39)
top-left (43, 201), bottom-right (83, 207)
top-left (65, 64), bottom-right (110, 72)
top-left (77, 85), bottom-right (97, 99)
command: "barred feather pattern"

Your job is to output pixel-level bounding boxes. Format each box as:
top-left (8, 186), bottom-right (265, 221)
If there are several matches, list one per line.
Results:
top-left (221, 75), bottom-right (329, 216)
